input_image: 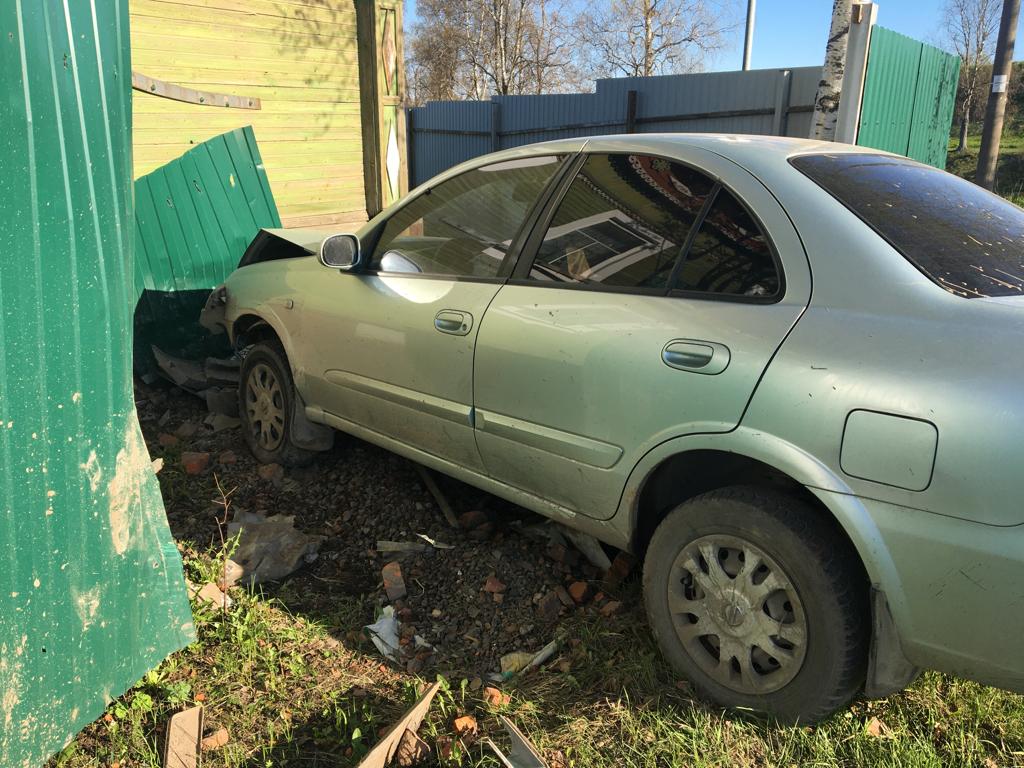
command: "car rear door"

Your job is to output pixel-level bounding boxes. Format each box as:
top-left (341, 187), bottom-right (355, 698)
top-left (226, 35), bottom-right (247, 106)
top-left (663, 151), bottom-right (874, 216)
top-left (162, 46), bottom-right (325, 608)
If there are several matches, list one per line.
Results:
top-left (472, 143), bottom-right (811, 519)
top-left (301, 154), bottom-right (569, 472)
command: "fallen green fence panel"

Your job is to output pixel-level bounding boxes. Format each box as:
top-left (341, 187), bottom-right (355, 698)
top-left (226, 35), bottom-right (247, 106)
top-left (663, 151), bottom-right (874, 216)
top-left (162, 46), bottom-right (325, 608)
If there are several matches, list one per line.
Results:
top-left (133, 126), bottom-right (281, 370)
top-left (0, 2), bottom-right (194, 766)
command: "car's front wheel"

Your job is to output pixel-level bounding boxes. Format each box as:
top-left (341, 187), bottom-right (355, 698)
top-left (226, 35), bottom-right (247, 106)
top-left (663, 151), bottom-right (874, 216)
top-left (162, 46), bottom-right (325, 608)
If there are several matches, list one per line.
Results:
top-left (643, 485), bottom-right (869, 723)
top-left (238, 341), bottom-right (316, 467)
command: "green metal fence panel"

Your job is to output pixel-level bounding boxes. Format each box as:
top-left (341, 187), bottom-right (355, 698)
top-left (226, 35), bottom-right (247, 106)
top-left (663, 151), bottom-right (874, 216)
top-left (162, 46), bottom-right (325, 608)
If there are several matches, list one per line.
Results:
top-left (133, 127), bottom-right (281, 369)
top-left (857, 26), bottom-right (961, 169)
top-left (0, 2), bottom-right (194, 766)
top-left (908, 44), bottom-right (961, 168)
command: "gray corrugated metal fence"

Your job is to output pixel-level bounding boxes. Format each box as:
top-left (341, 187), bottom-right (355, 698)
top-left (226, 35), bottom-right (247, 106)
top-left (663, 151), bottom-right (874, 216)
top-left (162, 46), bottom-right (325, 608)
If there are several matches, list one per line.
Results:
top-left (407, 67), bottom-right (821, 185)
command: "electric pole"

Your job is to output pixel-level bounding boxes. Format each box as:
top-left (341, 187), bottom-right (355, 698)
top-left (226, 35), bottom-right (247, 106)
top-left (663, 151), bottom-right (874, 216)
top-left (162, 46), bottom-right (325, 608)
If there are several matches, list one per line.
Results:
top-left (976, 0), bottom-right (1021, 190)
top-left (742, 0), bottom-right (756, 70)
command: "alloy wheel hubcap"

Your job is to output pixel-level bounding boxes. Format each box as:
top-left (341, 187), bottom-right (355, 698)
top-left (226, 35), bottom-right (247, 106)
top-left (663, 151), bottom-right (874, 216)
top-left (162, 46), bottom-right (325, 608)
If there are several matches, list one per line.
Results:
top-left (245, 363), bottom-right (285, 451)
top-left (668, 534), bottom-right (808, 694)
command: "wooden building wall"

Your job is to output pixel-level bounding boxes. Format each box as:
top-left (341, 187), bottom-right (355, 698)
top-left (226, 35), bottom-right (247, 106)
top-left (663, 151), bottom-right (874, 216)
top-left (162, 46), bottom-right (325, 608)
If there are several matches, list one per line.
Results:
top-left (129, 0), bottom-right (402, 228)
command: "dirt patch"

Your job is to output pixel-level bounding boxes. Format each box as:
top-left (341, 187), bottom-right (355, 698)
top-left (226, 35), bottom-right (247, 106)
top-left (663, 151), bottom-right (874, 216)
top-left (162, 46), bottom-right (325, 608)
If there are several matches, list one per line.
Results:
top-left (135, 379), bottom-right (625, 680)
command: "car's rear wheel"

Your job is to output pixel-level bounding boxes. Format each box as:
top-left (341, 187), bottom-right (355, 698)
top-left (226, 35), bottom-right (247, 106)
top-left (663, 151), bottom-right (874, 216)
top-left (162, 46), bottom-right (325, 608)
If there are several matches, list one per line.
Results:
top-left (238, 341), bottom-right (316, 467)
top-left (643, 485), bottom-right (869, 723)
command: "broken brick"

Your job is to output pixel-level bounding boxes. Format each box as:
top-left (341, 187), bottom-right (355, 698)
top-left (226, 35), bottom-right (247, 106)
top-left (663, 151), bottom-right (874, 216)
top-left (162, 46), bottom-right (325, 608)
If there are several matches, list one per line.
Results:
top-left (483, 686), bottom-right (510, 708)
top-left (483, 575), bottom-right (506, 593)
top-left (458, 509), bottom-right (489, 530)
top-left (157, 432), bottom-right (179, 447)
top-left (180, 451), bottom-right (210, 475)
top-left (492, 592), bottom-right (505, 604)
top-left (218, 450), bottom-right (238, 465)
top-left (200, 727), bottom-right (229, 751)
top-left (174, 421), bottom-right (199, 439)
top-left (603, 552), bottom-right (636, 589)
top-left (453, 714), bottom-right (478, 739)
top-left (599, 600), bottom-right (623, 617)
top-left (568, 581), bottom-right (592, 604)
top-left (537, 590), bottom-right (562, 622)
top-left (554, 585), bottom-right (574, 607)
top-left (382, 561), bottom-right (407, 602)
top-left (257, 462), bottom-right (284, 483)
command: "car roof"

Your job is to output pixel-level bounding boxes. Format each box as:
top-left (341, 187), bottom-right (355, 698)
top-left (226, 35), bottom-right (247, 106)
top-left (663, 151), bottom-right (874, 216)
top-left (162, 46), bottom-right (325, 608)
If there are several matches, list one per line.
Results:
top-left (425, 133), bottom-right (896, 193)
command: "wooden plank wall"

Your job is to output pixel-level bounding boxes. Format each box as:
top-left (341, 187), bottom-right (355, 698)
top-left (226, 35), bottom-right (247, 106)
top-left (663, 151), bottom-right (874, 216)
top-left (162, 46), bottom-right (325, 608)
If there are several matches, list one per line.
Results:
top-left (130, 0), bottom-right (368, 228)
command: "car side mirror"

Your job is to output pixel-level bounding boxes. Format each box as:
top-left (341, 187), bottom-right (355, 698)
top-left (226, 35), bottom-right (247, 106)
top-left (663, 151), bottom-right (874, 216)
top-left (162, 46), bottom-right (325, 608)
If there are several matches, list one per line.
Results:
top-left (319, 233), bottom-right (361, 270)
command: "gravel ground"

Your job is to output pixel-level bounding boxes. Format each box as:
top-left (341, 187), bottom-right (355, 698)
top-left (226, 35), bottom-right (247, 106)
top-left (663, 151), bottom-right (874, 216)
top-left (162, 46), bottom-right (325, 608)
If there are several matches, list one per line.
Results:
top-left (136, 379), bottom-right (630, 683)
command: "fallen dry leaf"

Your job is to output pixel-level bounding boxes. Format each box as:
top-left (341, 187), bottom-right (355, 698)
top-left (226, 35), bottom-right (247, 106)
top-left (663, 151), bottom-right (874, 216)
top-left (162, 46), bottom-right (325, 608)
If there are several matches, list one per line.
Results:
top-left (865, 716), bottom-right (890, 738)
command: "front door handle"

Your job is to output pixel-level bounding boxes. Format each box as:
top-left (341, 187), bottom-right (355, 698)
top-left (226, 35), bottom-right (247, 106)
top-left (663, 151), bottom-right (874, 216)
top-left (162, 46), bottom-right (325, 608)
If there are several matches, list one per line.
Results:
top-left (434, 309), bottom-right (473, 336)
top-left (662, 339), bottom-right (731, 375)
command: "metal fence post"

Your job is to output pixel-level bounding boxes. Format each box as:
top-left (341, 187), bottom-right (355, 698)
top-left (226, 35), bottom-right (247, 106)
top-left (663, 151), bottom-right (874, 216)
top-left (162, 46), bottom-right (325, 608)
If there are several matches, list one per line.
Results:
top-left (625, 89), bottom-right (638, 132)
top-left (771, 70), bottom-right (793, 136)
top-left (835, 2), bottom-right (877, 145)
top-left (491, 99), bottom-right (501, 152)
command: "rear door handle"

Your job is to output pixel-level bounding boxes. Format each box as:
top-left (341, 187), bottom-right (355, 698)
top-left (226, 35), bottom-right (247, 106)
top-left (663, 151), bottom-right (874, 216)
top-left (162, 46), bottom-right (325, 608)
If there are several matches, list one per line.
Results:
top-left (662, 339), bottom-right (730, 375)
top-left (434, 309), bottom-right (473, 336)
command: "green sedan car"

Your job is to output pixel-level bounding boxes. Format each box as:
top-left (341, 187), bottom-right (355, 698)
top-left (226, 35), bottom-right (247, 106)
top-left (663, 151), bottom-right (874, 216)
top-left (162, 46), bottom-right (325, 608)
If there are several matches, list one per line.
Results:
top-left (201, 134), bottom-right (1024, 723)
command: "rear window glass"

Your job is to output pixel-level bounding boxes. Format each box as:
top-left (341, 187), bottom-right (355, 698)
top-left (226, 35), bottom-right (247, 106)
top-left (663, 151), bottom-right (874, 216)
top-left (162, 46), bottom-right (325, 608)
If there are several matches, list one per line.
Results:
top-left (791, 153), bottom-right (1024, 298)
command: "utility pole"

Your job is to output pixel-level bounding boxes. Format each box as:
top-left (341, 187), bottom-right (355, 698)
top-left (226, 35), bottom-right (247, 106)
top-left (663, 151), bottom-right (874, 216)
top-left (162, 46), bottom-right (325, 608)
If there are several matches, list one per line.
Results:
top-left (976, 0), bottom-right (1021, 190)
top-left (742, 0), bottom-right (756, 70)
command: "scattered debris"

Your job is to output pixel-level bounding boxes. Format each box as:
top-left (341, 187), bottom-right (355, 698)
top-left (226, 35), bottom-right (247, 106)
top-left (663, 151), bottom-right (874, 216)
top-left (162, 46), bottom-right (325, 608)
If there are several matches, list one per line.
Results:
top-left (200, 727), bottom-right (230, 752)
top-left (498, 639), bottom-right (558, 678)
top-left (218, 450), bottom-right (237, 465)
top-left (175, 421), bottom-right (199, 439)
top-left (599, 600), bottom-right (622, 617)
top-left (865, 716), bottom-right (891, 738)
top-left (158, 433), bottom-right (179, 447)
top-left (382, 561), bottom-right (408, 601)
top-left (188, 581), bottom-right (233, 610)
top-left (365, 606), bottom-right (402, 663)
top-left (204, 412), bottom-right (240, 432)
top-left (153, 347), bottom-right (207, 391)
top-left (162, 706), bottom-right (203, 768)
top-left (415, 464), bottom-right (460, 528)
top-left (560, 527), bottom-right (612, 571)
top-left (152, 457), bottom-right (164, 474)
top-left (180, 451), bottom-right (210, 475)
top-left (416, 532), bottom-right (454, 549)
top-left (483, 716), bottom-right (548, 768)
top-left (356, 680), bottom-right (441, 768)
top-left (225, 510), bottom-right (325, 586)
top-left (377, 540), bottom-right (431, 555)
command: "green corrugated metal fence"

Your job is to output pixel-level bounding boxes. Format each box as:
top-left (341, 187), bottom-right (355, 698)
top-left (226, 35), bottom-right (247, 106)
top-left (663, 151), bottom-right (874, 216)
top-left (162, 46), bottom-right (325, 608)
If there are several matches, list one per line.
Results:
top-left (133, 126), bottom-right (281, 368)
top-left (0, 2), bottom-right (194, 766)
top-left (857, 26), bottom-right (961, 168)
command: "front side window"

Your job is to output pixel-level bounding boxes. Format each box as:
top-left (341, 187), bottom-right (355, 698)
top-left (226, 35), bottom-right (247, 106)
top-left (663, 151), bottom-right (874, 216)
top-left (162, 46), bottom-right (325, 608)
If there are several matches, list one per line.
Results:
top-left (371, 155), bottom-right (563, 278)
top-left (792, 152), bottom-right (1024, 298)
top-left (529, 154), bottom-right (716, 289)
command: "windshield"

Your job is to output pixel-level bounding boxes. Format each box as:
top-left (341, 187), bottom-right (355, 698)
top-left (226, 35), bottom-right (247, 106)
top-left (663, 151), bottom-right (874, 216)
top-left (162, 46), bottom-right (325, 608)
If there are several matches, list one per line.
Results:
top-left (791, 153), bottom-right (1024, 298)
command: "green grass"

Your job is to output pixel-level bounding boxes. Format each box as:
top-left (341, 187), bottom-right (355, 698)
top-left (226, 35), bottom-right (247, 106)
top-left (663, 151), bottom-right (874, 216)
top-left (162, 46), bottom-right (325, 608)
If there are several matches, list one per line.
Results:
top-left (50, 543), bottom-right (1024, 767)
top-left (947, 130), bottom-right (1024, 205)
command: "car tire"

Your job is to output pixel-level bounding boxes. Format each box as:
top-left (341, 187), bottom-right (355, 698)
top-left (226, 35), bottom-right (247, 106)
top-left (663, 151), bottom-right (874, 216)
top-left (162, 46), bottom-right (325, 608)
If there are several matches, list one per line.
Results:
top-left (643, 485), bottom-right (869, 723)
top-left (238, 341), bottom-right (316, 467)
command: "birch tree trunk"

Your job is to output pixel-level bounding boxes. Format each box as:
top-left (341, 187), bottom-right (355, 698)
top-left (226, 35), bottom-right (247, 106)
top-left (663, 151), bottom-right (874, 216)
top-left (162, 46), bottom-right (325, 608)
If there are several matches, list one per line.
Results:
top-left (811, 0), bottom-right (853, 140)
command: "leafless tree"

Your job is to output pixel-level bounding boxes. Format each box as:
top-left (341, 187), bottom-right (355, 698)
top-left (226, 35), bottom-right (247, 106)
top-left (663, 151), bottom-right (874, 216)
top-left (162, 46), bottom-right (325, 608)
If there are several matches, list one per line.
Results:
top-left (406, 0), bottom-right (579, 103)
top-left (578, 0), bottom-right (734, 79)
top-left (942, 0), bottom-right (999, 151)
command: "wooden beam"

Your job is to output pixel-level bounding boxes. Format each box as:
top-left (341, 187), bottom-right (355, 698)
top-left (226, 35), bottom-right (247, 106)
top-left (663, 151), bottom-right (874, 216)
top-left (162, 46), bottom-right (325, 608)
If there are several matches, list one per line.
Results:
top-left (131, 71), bottom-right (261, 110)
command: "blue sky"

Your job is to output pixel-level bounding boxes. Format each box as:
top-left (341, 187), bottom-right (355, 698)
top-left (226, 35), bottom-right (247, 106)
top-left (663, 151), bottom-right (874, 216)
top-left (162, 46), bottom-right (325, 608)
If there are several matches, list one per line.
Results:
top-left (406, 0), bottom-right (1024, 73)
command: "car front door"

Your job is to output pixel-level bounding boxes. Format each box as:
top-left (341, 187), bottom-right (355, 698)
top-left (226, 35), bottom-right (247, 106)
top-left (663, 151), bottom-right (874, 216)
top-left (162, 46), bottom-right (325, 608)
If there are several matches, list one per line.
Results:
top-left (472, 144), bottom-right (811, 518)
top-left (302, 154), bottom-right (568, 472)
